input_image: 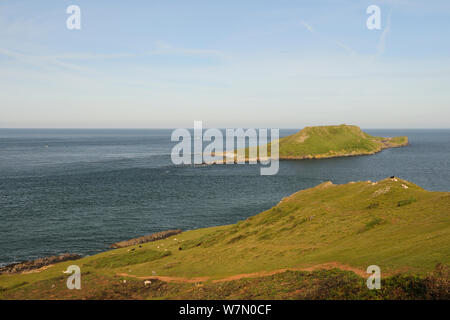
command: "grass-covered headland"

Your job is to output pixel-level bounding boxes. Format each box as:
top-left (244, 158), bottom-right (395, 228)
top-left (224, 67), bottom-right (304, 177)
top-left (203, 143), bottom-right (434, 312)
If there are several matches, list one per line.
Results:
top-left (234, 124), bottom-right (408, 161)
top-left (275, 124), bottom-right (408, 159)
top-left (0, 177), bottom-right (448, 300)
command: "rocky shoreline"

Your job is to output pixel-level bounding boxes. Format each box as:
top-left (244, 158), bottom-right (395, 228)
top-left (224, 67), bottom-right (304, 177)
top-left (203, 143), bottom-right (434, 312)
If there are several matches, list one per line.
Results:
top-left (0, 229), bottom-right (184, 275)
top-left (0, 253), bottom-right (81, 275)
top-left (110, 229), bottom-right (183, 248)
top-left (204, 136), bottom-right (409, 164)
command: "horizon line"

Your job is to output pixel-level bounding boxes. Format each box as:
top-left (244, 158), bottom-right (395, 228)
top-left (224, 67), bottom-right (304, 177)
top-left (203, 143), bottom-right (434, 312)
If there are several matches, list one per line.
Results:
top-left (0, 127), bottom-right (449, 130)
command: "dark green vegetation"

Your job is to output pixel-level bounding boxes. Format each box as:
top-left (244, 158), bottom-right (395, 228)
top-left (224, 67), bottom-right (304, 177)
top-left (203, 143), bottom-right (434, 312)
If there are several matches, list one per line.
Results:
top-left (1, 177), bottom-right (448, 300)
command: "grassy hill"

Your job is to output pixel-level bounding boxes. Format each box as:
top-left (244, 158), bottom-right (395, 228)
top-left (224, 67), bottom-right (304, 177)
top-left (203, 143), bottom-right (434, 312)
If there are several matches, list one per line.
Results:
top-left (231, 124), bottom-right (408, 161)
top-left (1, 177), bottom-right (448, 299)
top-left (275, 124), bottom-right (408, 159)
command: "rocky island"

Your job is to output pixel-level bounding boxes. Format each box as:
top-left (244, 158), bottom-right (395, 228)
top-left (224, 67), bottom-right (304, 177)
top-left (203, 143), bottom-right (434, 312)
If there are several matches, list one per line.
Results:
top-left (210, 124), bottom-right (409, 163)
top-left (274, 124), bottom-right (408, 159)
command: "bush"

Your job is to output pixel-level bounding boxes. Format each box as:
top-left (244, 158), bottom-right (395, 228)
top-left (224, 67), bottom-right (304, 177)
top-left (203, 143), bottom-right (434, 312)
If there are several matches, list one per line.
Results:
top-left (425, 264), bottom-right (450, 300)
top-left (397, 199), bottom-right (417, 207)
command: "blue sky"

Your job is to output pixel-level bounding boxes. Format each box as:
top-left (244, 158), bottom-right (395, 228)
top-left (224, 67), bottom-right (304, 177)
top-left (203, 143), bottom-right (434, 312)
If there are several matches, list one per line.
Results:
top-left (0, 0), bottom-right (449, 128)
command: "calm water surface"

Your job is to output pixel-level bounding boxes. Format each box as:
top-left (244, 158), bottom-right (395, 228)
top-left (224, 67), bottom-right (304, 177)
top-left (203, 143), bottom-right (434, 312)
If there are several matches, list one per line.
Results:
top-left (0, 129), bottom-right (449, 265)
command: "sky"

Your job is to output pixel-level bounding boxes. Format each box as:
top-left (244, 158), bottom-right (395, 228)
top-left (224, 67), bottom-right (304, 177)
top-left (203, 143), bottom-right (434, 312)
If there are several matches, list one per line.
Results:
top-left (0, 0), bottom-right (449, 128)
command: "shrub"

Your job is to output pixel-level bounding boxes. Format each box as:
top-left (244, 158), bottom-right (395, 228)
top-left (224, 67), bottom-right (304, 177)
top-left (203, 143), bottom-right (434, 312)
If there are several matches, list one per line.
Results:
top-left (424, 264), bottom-right (450, 300)
top-left (397, 198), bottom-right (417, 207)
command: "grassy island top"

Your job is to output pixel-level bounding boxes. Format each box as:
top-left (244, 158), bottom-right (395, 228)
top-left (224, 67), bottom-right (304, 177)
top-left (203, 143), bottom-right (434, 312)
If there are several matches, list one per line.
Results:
top-left (1, 177), bottom-right (448, 299)
top-left (275, 124), bottom-right (408, 159)
top-left (232, 124), bottom-right (408, 161)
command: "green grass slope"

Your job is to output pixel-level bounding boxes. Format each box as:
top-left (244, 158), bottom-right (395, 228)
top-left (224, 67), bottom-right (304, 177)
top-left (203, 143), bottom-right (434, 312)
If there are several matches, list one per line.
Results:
top-left (1, 177), bottom-right (448, 299)
top-left (276, 124), bottom-right (408, 159)
top-left (236, 124), bottom-right (408, 161)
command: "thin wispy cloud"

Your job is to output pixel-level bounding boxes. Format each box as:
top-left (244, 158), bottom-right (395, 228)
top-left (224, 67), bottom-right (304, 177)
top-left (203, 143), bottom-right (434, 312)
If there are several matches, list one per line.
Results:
top-left (0, 48), bottom-right (88, 71)
top-left (0, 42), bottom-right (226, 61)
top-left (298, 19), bottom-right (356, 57)
top-left (149, 42), bottom-right (227, 59)
top-left (334, 40), bottom-right (357, 57)
top-left (0, 41), bottom-right (227, 74)
top-left (46, 53), bottom-right (135, 60)
top-left (300, 20), bottom-right (314, 33)
top-left (376, 9), bottom-right (393, 56)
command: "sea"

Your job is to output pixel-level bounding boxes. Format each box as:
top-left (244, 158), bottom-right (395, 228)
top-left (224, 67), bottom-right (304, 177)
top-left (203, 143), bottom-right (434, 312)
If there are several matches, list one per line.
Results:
top-left (0, 128), bottom-right (449, 266)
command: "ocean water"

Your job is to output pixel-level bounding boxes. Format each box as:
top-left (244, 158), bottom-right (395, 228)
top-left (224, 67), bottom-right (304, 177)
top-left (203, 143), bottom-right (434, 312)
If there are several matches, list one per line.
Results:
top-left (0, 129), bottom-right (449, 266)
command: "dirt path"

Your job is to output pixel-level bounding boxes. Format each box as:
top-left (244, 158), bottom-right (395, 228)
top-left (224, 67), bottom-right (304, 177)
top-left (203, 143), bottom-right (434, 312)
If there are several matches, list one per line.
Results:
top-left (116, 262), bottom-right (373, 284)
top-left (115, 273), bottom-right (209, 283)
top-left (300, 262), bottom-right (370, 277)
top-left (21, 264), bottom-right (55, 274)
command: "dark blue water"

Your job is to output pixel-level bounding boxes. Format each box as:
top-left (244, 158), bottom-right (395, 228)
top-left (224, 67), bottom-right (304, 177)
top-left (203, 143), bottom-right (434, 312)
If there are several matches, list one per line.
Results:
top-left (0, 129), bottom-right (449, 266)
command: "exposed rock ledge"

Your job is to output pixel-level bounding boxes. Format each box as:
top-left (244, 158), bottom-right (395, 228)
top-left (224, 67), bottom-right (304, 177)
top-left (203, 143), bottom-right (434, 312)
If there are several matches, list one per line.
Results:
top-left (0, 253), bottom-right (81, 275)
top-left (110, 229), bottom-right (182, 249)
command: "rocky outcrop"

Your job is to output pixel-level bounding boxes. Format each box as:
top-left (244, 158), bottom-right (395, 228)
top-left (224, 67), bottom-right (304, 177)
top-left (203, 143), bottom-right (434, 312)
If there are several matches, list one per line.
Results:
top-left (110, 229), bottom-right (183, 249)
top-left (0, 253), bottom-right (81, 274)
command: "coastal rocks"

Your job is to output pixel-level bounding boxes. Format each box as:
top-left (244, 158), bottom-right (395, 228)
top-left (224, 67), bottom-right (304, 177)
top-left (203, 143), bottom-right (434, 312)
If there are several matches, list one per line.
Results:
top-left (0, 253), bottom-right (81, 275)
top-left (110, 229), bottom-right (182, 249)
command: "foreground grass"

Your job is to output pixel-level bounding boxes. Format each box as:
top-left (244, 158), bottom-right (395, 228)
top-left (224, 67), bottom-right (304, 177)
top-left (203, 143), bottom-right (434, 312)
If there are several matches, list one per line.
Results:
top-left (1, 267), bottom-right (448, 300)
top-left (0, 177), bottom-right (448, 299)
